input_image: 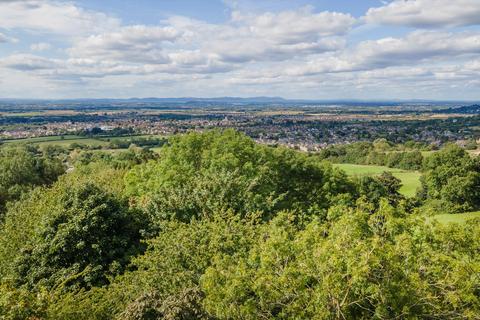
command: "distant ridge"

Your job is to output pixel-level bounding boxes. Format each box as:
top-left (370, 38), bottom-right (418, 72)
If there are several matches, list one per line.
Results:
top-left (433, 104), bottom-right (480, 114)
top-left (0, 97), bottom-right (478, 108)
top-left (125, 96), bottom-right (288, 103)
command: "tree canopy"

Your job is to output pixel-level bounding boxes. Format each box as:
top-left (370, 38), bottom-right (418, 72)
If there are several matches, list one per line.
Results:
top-left (420, 144), bottom-right (480, 212)
top-left (0, 130), bottom-right (478, 319)
top-left (125, 130), bottom-right (355, 223)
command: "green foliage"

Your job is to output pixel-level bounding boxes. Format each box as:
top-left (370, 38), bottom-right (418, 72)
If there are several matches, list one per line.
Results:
top-left (201, 203), bottom-right (480, 319)
top-left (99, 212), bottom-right (259, 319)
top-left (0, 169), bottom-right (144, 293)
top-left (465, 139), bottom-right (478, 150)
top-left (420, 144), bottom-right (480, 212)
top-left (318, 142), bottom-right (424, 170)
top-left (0, 284), bottom-right (49, 320)
top-left (71, 146), bottom-right (158, 169)
top-left (126, 130), bottom-right (355, 222)
top-left (356, 171), bottom-right (404, 207)
top-left (14, 183), bottom-right (140, 290)
top-left (0, 130), bottom-right (478, 319)
top-left (0, 145), bottom-right (65, 214)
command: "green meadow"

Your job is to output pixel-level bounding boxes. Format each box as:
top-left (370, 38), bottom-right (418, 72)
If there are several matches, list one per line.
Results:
top-left (333, 163), bottom-right (421, 197)
top-left (432, 211), bottom-right (480, 224)
top-left (1, 134), bottom-right (165, 149)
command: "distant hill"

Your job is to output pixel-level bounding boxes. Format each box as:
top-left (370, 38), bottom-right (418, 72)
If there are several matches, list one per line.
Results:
top-left (0, 97), bottom-right (478, 109)
top-left (126, 96), bottom-right (289, 104)
top-left (434, 104), bottom-right (480, 114)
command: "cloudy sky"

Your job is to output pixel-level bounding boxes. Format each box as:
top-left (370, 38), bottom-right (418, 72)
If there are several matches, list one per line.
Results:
top-left (0, 0), bottom-right (480, 100)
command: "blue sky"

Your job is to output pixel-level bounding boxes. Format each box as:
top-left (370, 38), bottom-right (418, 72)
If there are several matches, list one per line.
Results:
top-left (0, 0), bottom-right (480, 100)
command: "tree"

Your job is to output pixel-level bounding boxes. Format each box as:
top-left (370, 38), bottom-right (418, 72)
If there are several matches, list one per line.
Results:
top-left (0, 175), bottom-right (143, 292)
top-left (125, 130), bottom-right (355, 223)
top-left (0, 146), bottom-right (65, 215)
top-left (201, 204), bottom-right (480, 319)
top-left (420, 144), bottom-right (480, 212)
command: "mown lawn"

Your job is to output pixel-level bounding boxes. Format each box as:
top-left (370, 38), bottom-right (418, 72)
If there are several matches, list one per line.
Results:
top-left (433, 211), bottom-right (480, 224)
top-left (333, 163), bottom-right (421, 197)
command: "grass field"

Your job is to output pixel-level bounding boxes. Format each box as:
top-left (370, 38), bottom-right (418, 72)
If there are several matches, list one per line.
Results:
top-left (2, 135), bottom-right (86, 144)
top-left (36, 138), bottom-right (109, 148)
top-left (432, 211), bottom-right (480, 224)
top-left (333, 163), bottom-right (421, 197)
top-left (2, 134), bottom-right (165, 148)
top-left (3, 135), bottom-right (109, 147)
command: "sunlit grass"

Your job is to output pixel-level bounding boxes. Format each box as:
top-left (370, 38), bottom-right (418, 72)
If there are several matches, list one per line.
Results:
top-left (333, 163), bottom-right (421, 197)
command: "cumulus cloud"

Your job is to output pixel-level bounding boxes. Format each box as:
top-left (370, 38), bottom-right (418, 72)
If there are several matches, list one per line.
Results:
top-left (280, 31), bottom-right (480, 76)
top-left (2, 1), bottom-right (480, 99)
top-left (64, 7), bottom-right (354, 76)
top-left (365, 0), bottom-right (480, 28)
top-left (0, 0), bottom-right (120, 36)
top-left (68, 25), bottom-right (181, 64)
top-left (213, 8), bottom-right (354, 62)
top-left (233, 7), bottom-right (355, 41)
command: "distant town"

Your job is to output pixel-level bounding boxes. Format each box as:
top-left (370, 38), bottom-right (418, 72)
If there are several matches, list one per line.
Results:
top-left (0, 99), bottom-right (479, 151)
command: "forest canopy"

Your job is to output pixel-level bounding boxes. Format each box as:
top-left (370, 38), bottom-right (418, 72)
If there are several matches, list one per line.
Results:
top-left (0, 130), bottom-right (478, 319)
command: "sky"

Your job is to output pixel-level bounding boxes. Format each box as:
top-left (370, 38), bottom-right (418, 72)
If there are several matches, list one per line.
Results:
top-left (0, 0), bottom-right (480, 100)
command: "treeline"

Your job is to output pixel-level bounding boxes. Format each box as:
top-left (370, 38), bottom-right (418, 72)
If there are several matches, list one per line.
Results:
top-left (76, 127), bottom-right (135, 137)
top-left (0, 130), bottom-right (478, 319)
top-left (106, 136), bottom-right (167, 149)
top-left (317, 139), bottom-right (428, 170)
top-left (317, 139), bottom-right (480, 212)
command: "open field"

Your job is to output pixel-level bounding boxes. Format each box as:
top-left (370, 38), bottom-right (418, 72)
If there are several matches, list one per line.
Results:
top-left (3, 135), bottom-right (108, 147)
top-left (2, 135), bottom-right (87, 144)
top-left (333, 163), bottom-right (421, 197)
top-left (432, 211), bottom-right (480, 224)
top-left (1, 134), bottom-right (165, 148)
top-left (37, 138), bottom-right (108, 148)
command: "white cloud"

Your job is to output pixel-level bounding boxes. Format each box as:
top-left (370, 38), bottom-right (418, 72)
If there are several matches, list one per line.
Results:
top-left (233, 7), bottom-right (355, 41)
top-left (30, 42), bottom-right (52, 51)
top-left (365, 0), bottom-right (480, 28)
top-left (214, 8), bottom-right (354, 62)
top-left (64, 7), bottom-right (354, 76)
top-left (0, 54), bottom-right (60, 71)
top-left (0, 0), bottom-right (120, 36)
top-left (0, 32), bottom-right (17, 43)
top-left (68, 25), bottom-right (181, 64)
top-left (2, 1), bottom-right (480, 99)
top-left (47, 7), bottom-right (352, 83)
top-left (279, 31), bottom-right (480, 76)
